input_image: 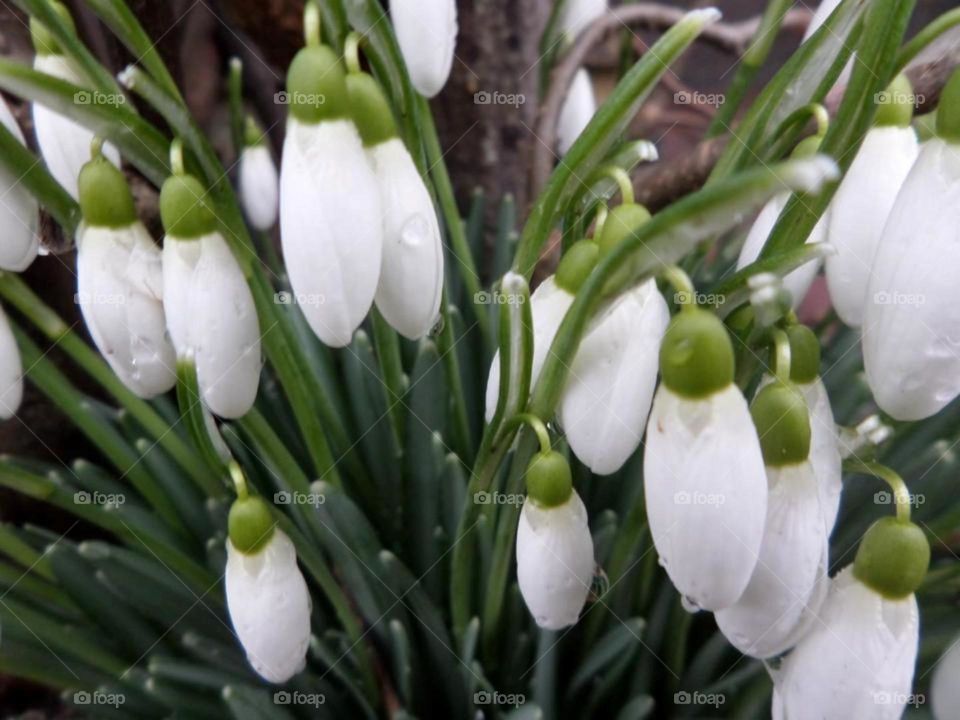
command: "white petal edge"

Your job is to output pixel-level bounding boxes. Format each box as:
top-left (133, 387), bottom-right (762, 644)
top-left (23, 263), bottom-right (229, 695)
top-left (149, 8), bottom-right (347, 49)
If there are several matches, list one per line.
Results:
top-left (239, 145), bottom-right (279, 232)
top-left (0, 97), bottom-right (39, 271)
top-left (931, 636), bottom-right (960, 720)
top-left (516, 491), bottom-right (595, 630)
top-left (0, 304), bottom-right (23, 419)
top-left (643, 383), bottom-right (768, 611)
top-left (557, 68), bottom-right (597, 155)
top-left (225, 530), bottom-right (312, 684)
top-left (390, 0), bottom-right (458, 98)
top-left (280, 118), bottom-right (383, 348)
top-left (558, 279), bottom-right (668, 475)
top-left (370, 138), bottom-right (444, 339)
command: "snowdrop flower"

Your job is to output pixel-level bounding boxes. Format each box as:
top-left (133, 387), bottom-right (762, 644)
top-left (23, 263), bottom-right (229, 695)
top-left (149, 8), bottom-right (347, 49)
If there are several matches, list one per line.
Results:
top-left (161, 166), bottom-right (261, 418)
top-left (558, 244), bottom-right (668, 473)
top-left (786, 325), bottom-right (843, 532)
top-left (516, 448), bottom-right (594, 629)
top-left (863, 69), bottom-right (960, 421)
top-left (238, 119), bottom-right (278, 232)
top-left (558, 0), bottom-right (607, 38)
top-left (280, 15), bottom-right (383, 347)
top-left (644, 306), bottom-right (767, 611)
top-left (772, 513), bottom-right (929, 719)
top-left (346, 67), bottom-right (443, 339)
top-left (826, 76), bottom-right (919, 326)
top-left (931, 636), bottom-right (960, 720)
top-left (75, 145), bottom-right (176, 398)
top-left (485, 275), bottom-right (575, 422)
top-left (390, 0), bottom-right (457, 98)
top-left (0, 98), bottom-right (39, 271)
top-left (557, 69), bottom-right (597, 155)
top-left (716, 374), bottom-right (828, 658)
top-left (0, 305), bottom-right (23, 419)
top-left (226, 494), bottom-right (311, 683)
top-left (30, 3), bottom-right (119, 199)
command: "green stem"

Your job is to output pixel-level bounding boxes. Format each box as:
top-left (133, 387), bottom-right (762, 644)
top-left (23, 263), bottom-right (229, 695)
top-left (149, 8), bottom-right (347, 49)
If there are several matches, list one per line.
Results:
top-left (771, 328), bottom-right (791, 383)
top-left (304, 0), bottom-right (321, 47)
top-left (601, 166), bottom-right (635, 206)
top-left (707, 0), bottom-right (792, 137)
top-left (504, 413), bottom-right (551, 454)
top-left (227, 57), bottom-right (244, 156)
top-left (661, 265), bottom-right (696, 310)
top-left (370, 308), bottom-right (406, 446)
top-left (895, 6), bottom-right (960, 71)
top-left (843, 459), bottom-right (912, 523)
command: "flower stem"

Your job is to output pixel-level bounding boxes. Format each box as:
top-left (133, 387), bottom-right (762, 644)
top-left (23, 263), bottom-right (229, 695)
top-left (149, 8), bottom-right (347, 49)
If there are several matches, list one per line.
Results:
top-left (601, 166), bottom-right (635, 206)
top-left (661, 265), bottom-right (696, 310)
top-left (843, 459), bottom-right (912, 523)
top-left (304, 0), bottom-right (321, 47)
top-left (505, 413), bottom-right (551, 454)
top-left (771, 328), bottom-right (791, 383)
top-left (344, 31), bottom-right (362, 74)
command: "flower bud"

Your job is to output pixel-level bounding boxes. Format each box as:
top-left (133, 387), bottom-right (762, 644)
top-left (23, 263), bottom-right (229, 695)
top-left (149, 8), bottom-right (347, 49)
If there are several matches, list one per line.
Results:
top-left (238, 123), bottom-right (278, 232)
top-left (596, 204), bottom-right (651, 256)
top-left (390, 0), bottom-right (458, 98)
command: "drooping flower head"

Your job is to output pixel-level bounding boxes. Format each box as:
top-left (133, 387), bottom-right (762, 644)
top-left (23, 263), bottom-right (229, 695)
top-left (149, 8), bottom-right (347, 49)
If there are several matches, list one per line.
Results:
top-left (225, 494), bottom-right (311, 683)
top-left (644, 306), bottom-right (767, 611)
top-left (75, 141), bottom-right (176, 398)
top-left (0, 98), bottom-right (39, 272)
top-left (280, 9), bottom-right (383, 347)
top-left (160, 156), bottom-right (261, 418)
top-left (30, 2), bottom-right (120, 199)
top-left (346, 62), bottom-right (444, 340)
top-left (516, 449), bottom-right (595, 629)
top-left (238, 117), bottom-right (279, 232)
top-left (390, 0), bottom-right (458, 98)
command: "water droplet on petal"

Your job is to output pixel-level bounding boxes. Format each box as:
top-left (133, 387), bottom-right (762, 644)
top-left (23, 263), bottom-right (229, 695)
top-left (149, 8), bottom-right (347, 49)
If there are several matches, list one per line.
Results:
top-left (400, 214), bottom-right (430, 247)
top-left (681, 595), bottom-right (702, 614)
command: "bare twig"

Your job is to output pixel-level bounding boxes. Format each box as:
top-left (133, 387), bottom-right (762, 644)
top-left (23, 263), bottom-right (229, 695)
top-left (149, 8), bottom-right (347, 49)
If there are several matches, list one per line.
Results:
top-left (531, 4), bottom-right (815, 193)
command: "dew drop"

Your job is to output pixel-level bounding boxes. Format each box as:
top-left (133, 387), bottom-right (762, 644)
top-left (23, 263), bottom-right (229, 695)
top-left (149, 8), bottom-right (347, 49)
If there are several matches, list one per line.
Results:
top-left (681, 595), bottom-right (702, 614)
top-left (400, 214), bottom-right (430, 247)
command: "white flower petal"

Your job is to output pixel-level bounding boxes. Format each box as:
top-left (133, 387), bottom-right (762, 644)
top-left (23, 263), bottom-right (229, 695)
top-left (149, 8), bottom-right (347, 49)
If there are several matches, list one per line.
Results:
top-left (0, 98), bottom-right (39, 272)
top-left (370, 138), bottom-right (444, 339)
top-left (0, 305), bottom-right (23, 419)
top-left (485, 276), bottom-right (574, 422)
top-left (644, 383), bottom-right (767, 611)
top-left (716, 461), bottom-right (829, 658)
top-left (188, 233), bottom-right (261, 419)
top-left (559, 279), bottom-right (668, 475)
top-left (77, 223), bottom-right (176, 398)
top-left (280, 118), bottom-right (382, 347)
top-left (736, 193), bottom-right (826, 308)
top-left (226, 530), bottom-right (312, 684)
top-left (390, 0), bottom-right (457, 98)
top-left (558, 0), bottom-right (607, 36)
top-left (863, 138), bottom-right (960, 420)
top-left (932, 636), bottom-right (960, 720)
top-left (516, 491), bottom-right (595, 630)
top-left (557, 69), bottom-right (596, 155)
top-left (32, 55), bottom-right (120, 200)
top-left (239, 145), bottom-right (279, 232)
top-left (826, 126), bottom-right (919, 326)
top-left (772, 566), bottom-right (919, 720)
top-left (800, 378), bottom-right (843, 533)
